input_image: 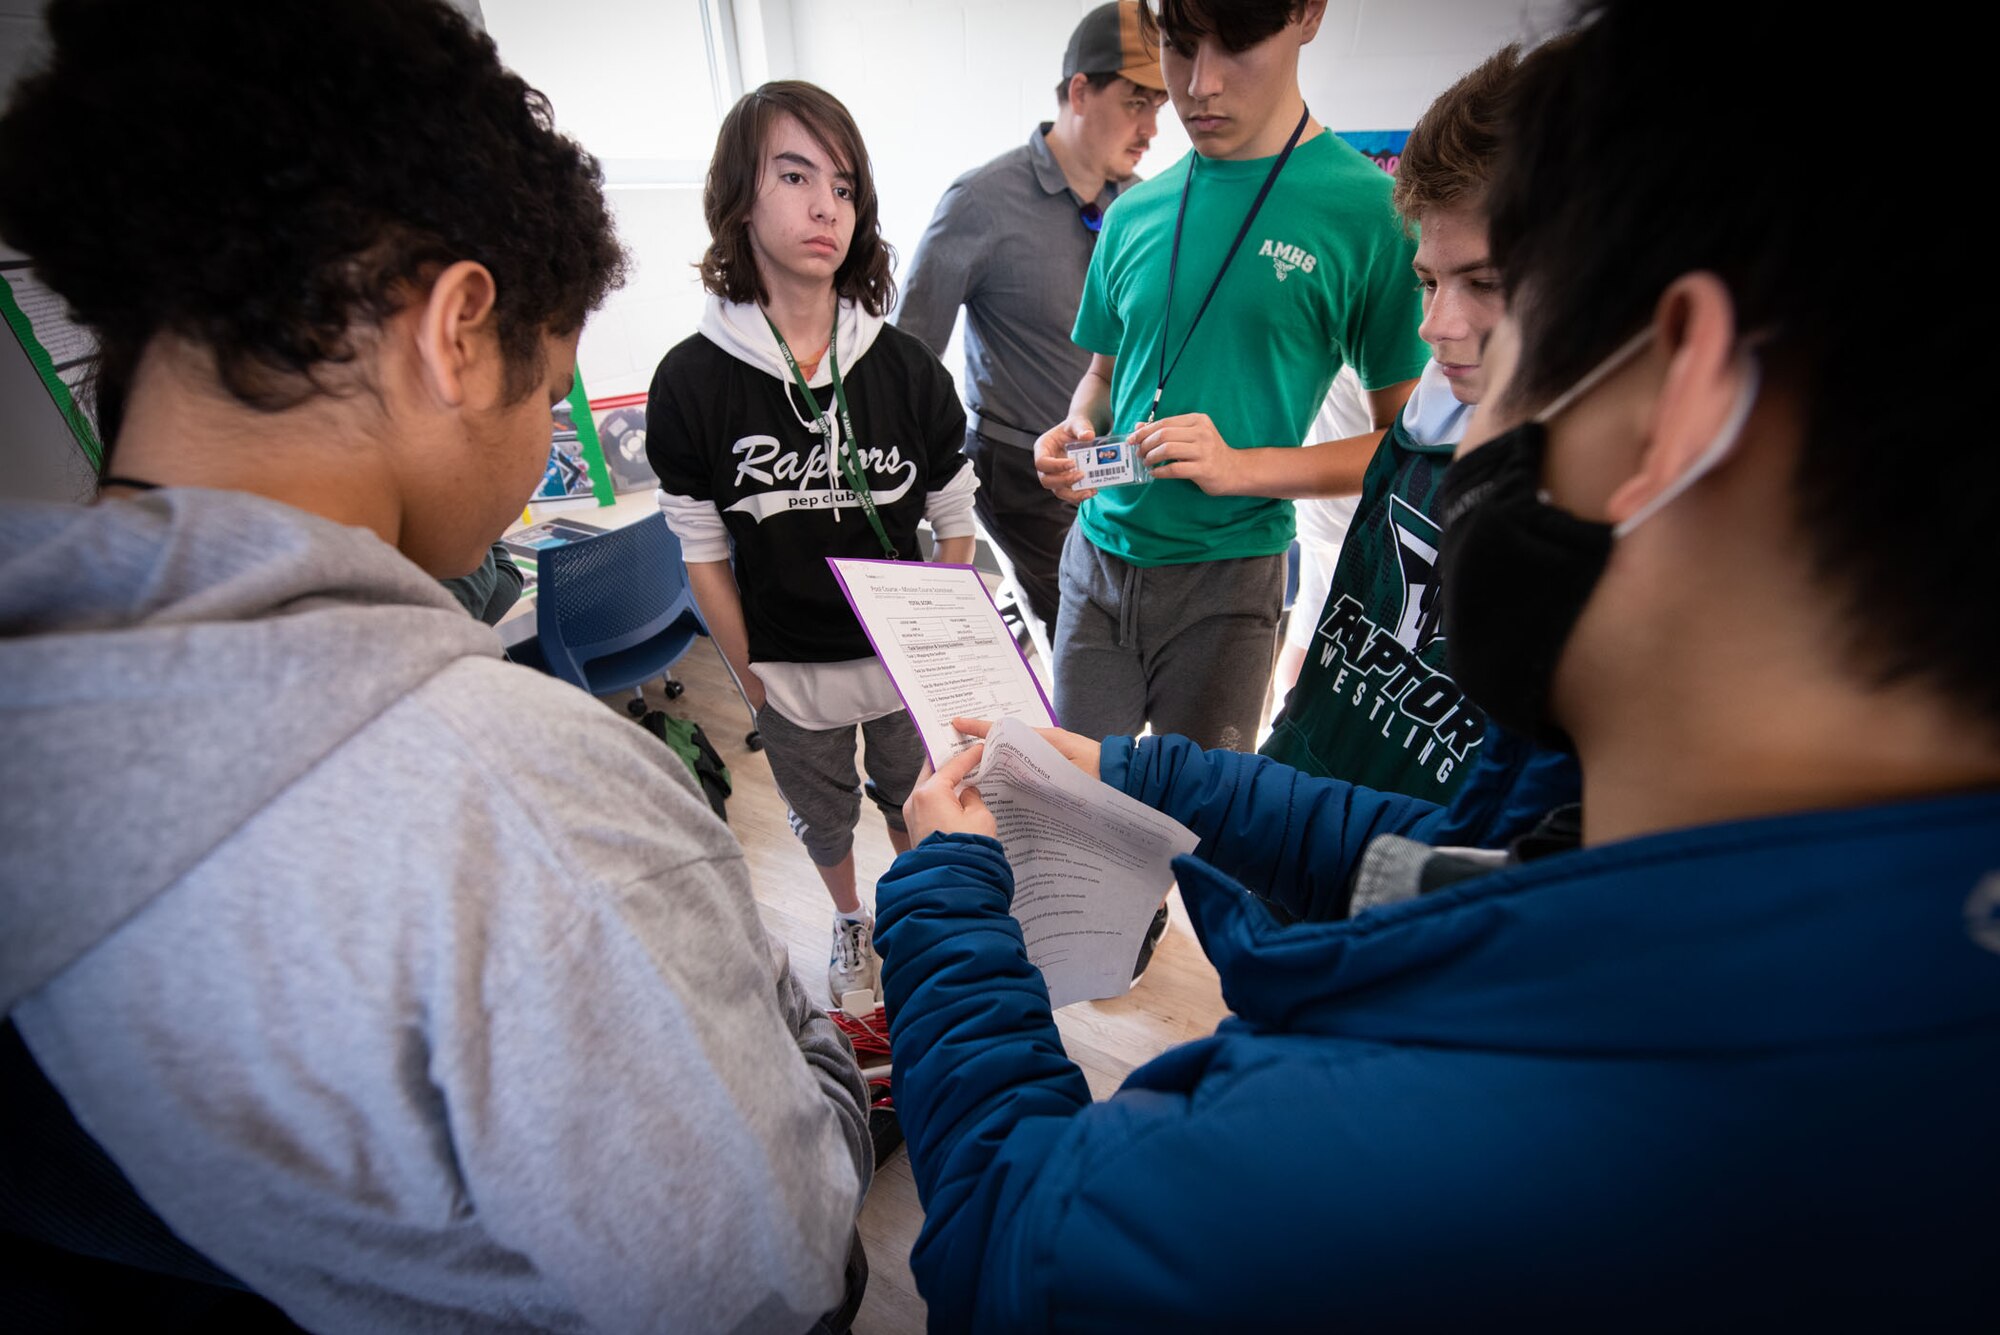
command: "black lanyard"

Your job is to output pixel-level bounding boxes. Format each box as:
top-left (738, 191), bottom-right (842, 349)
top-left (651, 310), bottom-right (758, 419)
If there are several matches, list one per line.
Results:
top-left (764, 313), bottom-right (898, 560)
top-left (1143, 104), bottom-right (1312, 425)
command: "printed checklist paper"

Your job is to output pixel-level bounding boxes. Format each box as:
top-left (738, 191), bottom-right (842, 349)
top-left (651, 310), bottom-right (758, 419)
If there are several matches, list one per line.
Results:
top-left (969, 719), bottom-right (1199, 1008)
top-left (828, 562), bottom-right (1193, 1005)
top-left (827, 558), bottom-right (1056, 766)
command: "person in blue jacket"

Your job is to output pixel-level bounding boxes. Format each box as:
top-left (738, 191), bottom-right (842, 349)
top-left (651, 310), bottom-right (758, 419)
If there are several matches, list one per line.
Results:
top-left (871, 2), bottom-right (2000, 1328)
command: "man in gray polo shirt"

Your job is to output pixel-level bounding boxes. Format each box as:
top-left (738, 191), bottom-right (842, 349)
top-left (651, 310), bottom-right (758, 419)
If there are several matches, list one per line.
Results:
top-left (896, 1), bottom-right (1165, 644)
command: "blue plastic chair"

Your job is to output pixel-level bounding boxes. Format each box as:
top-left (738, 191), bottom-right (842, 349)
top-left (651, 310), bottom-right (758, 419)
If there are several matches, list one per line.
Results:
top-left (532, 512), bottom-right (710, 713)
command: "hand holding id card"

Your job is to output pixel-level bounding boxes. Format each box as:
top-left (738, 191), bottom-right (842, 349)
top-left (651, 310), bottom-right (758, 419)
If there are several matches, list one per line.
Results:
top-left (1065, 433), bottom-right (1153, 490)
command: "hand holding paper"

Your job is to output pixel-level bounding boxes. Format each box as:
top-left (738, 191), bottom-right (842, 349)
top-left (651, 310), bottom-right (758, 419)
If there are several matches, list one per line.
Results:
top-left (960, 719), bottom-right (1198, 1009)
top-left (950, 716), bottom-right (1101, 782)
top-left (826, 559), bottom-right (1057, 765)
top-left (903, 743), bottom-right (996, 843)
top-left (830, 561), bottom-right (1190, 1007)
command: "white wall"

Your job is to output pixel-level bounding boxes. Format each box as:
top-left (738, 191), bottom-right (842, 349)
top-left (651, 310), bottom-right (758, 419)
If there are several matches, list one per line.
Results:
top-left (781, 0), bottom-right (1572, 317)
top-left (785, 1), bottom-right (1151, 304)
top-left (481, 0), bottom-right (728, 403)
top-left (575, 185), bottom-right (715, 402)
top-left (1302, 0), bottom-right (1570, 130)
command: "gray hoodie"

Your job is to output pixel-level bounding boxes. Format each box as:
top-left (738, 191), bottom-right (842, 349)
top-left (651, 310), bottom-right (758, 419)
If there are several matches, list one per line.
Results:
top-left (0, 489), bottom-right (869, 1332)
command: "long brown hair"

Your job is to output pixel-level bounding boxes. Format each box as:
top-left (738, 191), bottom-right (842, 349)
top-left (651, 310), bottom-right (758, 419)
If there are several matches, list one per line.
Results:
top-left (698, 81), bottom-right (895, 317)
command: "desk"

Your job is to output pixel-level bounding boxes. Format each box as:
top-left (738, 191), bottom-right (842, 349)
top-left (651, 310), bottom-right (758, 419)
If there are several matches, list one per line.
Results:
top-left (496, 490), bottom-right (660, 649)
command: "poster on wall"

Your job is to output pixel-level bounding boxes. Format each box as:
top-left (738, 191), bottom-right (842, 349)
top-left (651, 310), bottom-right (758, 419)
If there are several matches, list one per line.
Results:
top-left (1, 258), bottom-right (103, 468)
top-left (1334, 130), bottom-right (1410, 177)
top-left (571, 390), bottom-right (655, 493)
top-left (532, 368), bottom-right (618, 508)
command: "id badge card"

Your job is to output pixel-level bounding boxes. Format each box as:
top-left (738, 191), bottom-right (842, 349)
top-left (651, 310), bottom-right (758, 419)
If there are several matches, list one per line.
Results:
top-left (1066, 433), bottom-right (1152, 489)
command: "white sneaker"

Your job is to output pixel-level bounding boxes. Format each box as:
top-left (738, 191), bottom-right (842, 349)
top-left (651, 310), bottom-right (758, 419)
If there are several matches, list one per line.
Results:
top-left (828, 913), bottom-right (882, 1009)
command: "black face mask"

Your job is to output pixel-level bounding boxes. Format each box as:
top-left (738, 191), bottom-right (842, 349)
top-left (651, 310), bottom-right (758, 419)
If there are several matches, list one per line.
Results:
top-left (1435, 331), bottom-right (1761, 754)
top-left (1434, 423), bottom-right (1613, 753)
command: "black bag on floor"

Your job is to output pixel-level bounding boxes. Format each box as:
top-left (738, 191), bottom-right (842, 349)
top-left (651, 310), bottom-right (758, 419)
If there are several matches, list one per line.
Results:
top-left (636, 710), bottom-right (731, 822)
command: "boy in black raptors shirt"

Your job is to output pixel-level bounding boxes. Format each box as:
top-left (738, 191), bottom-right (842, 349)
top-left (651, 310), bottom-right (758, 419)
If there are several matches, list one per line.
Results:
top-left (647, 82), bottom-right (976, 1007)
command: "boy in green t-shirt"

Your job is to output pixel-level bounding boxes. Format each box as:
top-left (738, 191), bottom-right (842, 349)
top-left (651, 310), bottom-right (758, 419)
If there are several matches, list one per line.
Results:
top-left (1034, 0), bottom-right (1428, 757)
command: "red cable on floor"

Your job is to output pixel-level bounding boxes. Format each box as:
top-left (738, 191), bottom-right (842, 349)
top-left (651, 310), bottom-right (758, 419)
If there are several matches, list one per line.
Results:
top-left (831, 1003), bottom-right (891, 1058)
top-left (831, 1004), bottom-right (893, 1110)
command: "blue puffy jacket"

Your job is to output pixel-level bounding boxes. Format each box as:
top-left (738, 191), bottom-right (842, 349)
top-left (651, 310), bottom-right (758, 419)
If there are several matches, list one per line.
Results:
top-left (1112, 723), bottom-right (1578, 922)
top-left (877, 739), bottom-right (2000, 1331)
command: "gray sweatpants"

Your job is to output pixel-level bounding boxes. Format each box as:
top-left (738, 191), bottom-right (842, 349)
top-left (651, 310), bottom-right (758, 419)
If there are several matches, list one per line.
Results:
top-left (757, 703), bottom-right (923, 868)
top-left (1052, 527), bottom-right (1285, 752)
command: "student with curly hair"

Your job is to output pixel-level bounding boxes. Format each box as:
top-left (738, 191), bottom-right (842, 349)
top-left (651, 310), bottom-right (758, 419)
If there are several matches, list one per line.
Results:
top-left (647, 82), bottom-right (977, 1009)
top-left (0, 3), bottom-right (871, 1330)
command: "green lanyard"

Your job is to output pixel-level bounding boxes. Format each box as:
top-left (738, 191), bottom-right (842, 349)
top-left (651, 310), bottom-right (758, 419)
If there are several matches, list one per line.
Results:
top-left (764, 313), bottom-right (898, 560)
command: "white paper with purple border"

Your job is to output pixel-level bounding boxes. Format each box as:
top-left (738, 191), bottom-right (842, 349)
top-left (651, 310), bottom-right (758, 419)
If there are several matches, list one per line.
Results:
top-left (826, 557), bottom-right (1057, 766)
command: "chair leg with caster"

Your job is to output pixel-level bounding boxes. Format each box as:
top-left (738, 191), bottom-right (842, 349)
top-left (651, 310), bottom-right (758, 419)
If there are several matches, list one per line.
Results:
top-left (707, 639), bottom-right (763, 753)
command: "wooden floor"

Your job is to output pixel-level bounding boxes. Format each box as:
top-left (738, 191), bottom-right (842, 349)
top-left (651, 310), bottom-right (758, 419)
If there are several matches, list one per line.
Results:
top-left (627, 636), bottom-right (1230, 1334)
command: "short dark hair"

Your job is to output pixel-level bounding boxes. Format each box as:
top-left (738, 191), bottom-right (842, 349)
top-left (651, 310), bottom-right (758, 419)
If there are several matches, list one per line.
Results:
top-left (1391, 45), bottom-right (1521, 226)
top-left (0, 0), bottom-right (626, 455)
top-left (699, 81), bottom-right (895, 319)
top-left (1138, 0), bottom-right (1305, 55)
top-left (1056, 71), bottom-right (1123, 107)
top-left (1488, 1), bottom-right (1996, 730)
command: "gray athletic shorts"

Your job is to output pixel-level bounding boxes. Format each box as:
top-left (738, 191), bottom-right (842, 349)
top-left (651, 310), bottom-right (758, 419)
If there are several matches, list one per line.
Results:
top-left (756, 703), bottom-right (924, 867)
top-left (1052, 526), bottom-right (1285, 752)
